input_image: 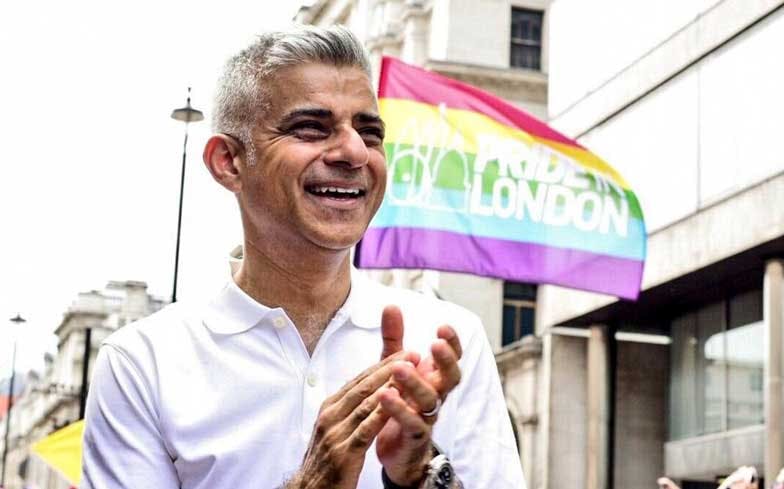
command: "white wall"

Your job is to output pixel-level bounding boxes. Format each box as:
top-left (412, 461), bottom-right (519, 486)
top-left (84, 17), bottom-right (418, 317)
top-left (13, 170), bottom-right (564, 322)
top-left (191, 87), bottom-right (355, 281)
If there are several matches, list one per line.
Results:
top-left (429, 0), bottom-right (551, 70)
top-left (443, 0), bottom-right (511, 67)
top-left (548, 0), bottom-right (721, 117)
top-left (578, 70), bottom-right (699, 232)
top-left (437, 272), bottom-right (504, 349)
top-left (576, 8), bottom-right (784, 233)
top-left (697, 9), bottom-right (784, 206)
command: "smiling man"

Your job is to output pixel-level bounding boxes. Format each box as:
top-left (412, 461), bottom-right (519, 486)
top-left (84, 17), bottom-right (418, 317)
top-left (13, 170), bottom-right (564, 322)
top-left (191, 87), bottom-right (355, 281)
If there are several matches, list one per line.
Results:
top-left (80, 26), bottom-right (525, 489)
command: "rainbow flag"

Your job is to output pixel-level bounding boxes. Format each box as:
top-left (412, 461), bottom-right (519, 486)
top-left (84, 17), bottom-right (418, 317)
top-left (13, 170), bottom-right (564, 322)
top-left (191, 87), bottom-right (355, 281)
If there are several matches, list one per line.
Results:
top-left (355, 56), bottom-right (646, 299)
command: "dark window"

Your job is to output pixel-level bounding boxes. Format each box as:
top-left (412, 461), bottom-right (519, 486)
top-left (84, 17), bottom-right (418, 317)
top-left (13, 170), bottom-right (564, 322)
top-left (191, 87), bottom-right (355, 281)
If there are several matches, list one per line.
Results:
top-left (510, 8), bottom-right (543, 70)
top-left (502, 282), bottom-right (536, 346)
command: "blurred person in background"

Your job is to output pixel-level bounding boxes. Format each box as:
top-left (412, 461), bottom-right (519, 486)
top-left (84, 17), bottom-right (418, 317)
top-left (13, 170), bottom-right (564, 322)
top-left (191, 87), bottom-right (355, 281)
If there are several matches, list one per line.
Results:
top-left (658, 477), bottom-right (681, 489)
top-left (772, 468), bottom-right (784, 489)
top-left (717, 466), bottom-right (759, 489)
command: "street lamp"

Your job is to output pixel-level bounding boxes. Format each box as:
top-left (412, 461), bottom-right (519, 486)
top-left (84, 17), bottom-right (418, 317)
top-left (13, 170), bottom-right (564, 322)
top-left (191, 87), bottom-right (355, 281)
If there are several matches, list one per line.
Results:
top-left (1, 314), bottom-right (25, 488)
top-left (170, 87), bottom-right (204, 303)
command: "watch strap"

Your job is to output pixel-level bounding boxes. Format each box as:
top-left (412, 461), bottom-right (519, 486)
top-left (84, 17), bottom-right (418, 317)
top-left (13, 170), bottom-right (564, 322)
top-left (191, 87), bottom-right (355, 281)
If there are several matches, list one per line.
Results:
top-left (381, 444), bottom-right (442, 489)
top-left (382, 468), bottom-right (421, 489)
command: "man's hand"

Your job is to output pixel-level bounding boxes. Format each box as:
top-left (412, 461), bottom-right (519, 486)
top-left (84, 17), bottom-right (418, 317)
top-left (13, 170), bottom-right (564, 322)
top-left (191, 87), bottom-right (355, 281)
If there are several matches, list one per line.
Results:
top-left (375, 306), bottom-right (463, 486)
top-left (287, 350), bottom-right (419, 489)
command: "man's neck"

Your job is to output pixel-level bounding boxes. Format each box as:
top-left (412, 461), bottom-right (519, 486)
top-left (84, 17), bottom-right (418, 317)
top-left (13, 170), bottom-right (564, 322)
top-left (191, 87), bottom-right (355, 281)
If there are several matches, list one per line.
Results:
top-left (234, 238), bottom-right (352, 354)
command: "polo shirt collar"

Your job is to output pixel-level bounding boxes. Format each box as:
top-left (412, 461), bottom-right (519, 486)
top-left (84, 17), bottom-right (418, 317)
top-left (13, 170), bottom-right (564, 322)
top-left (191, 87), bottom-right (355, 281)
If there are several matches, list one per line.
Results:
top-left (202, 253), bottom-right (382, 335)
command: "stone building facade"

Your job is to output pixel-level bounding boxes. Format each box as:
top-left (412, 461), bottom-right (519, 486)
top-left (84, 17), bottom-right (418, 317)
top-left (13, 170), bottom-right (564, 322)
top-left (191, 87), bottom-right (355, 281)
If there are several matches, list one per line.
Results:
top-left (0, 281), bottom-right (165, 489)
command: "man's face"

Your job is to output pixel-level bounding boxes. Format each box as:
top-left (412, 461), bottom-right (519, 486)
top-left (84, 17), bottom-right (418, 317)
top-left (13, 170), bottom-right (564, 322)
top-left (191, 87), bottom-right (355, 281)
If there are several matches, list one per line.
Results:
top-left (238, 62), bottom-right (386, 253)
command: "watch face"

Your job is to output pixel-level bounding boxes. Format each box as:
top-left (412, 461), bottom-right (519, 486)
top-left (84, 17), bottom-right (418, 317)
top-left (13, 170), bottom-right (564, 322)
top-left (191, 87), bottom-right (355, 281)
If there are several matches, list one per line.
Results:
top-left (428, 455), bottom-right (458, 489)
top-left (436, 463), bottom-right (455, 489)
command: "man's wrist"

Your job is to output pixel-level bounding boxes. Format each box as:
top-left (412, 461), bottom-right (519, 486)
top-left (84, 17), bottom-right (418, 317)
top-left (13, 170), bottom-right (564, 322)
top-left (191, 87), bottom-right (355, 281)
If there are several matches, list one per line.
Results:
top-left (381, 453), bottom-right (463, 489)
top-left (382, 467), bottom-right (423, 489)
top-left (381, 444), bottom-right (436, 489)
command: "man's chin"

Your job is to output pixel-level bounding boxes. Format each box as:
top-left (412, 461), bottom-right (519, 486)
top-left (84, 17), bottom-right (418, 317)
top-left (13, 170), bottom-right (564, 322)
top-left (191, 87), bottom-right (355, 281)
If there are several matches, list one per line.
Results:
top-left (308, 230), bottom-right (364, 253)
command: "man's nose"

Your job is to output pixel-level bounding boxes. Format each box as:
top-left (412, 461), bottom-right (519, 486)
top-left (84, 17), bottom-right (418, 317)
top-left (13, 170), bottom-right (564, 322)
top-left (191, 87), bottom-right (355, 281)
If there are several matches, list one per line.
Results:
top-left (323, 127), bottom-right (369, 169)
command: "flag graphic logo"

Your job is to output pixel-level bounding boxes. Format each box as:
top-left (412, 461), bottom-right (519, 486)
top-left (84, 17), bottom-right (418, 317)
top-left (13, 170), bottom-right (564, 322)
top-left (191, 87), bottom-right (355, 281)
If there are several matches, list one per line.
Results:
top-left (356, 56), bottom-right (646, 299)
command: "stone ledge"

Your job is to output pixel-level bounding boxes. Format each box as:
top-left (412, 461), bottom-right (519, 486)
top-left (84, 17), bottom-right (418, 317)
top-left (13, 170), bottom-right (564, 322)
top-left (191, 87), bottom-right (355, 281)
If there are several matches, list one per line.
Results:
top-left (495, 335), bottom-right (543, 372)
top-left (425, 59), bottom-right (547, 104)
top-left (665, 425), bottom-right (764, 479)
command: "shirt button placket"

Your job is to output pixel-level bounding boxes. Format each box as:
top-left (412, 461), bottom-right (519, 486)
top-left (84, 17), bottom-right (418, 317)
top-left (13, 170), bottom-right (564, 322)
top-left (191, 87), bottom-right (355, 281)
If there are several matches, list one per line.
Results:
top-left (272, 316), bottom-right (287, 330)
top-left (302, 355), bottom-right (327, 440)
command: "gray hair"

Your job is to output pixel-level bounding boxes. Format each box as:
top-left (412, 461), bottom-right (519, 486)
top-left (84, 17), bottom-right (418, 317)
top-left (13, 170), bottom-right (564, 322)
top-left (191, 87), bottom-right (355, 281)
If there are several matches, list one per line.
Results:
top-left (212, 25), bottom-right (372, 164)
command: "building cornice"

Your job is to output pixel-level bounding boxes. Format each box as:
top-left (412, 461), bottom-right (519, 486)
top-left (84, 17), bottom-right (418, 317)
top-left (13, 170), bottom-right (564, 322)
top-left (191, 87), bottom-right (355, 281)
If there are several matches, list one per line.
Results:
top-left (424, 59), bottom-right (547, 104)
top-left (495, 335), bottom-right (543, 373)
top-left (295, 0), bottom-right (330, 24)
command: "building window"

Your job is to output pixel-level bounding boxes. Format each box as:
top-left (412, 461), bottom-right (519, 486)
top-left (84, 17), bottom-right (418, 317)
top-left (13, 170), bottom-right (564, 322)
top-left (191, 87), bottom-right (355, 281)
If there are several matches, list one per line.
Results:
top-left (669, 289), bottom-right (764, 440)
top-left (510, 7), bottom-right (543, 70)
top-left (502, 282), bottom-right (536, 346)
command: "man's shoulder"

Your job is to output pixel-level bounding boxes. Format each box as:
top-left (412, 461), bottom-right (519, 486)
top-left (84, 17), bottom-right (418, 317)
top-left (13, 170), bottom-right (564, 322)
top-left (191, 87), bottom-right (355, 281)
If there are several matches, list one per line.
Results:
top-left (102, 300), bottom-right (202, 360)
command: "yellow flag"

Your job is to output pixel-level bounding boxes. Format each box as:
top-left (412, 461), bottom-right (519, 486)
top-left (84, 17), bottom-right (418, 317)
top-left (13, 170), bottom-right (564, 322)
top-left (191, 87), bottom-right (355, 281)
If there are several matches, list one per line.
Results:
top-left (31, 419), bottom-right (84, 486)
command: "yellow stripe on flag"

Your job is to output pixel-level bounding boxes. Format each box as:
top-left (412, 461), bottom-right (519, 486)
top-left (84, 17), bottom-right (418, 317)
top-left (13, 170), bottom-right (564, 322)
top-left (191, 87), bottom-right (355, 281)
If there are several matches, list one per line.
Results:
top-left (379, 98), bottom-right (631, 189)
top-left (31, 419), bottom-right (84, 486)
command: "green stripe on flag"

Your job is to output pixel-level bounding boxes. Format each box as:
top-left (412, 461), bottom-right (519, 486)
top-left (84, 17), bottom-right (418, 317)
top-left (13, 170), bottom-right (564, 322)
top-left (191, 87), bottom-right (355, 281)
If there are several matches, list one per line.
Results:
top-left (384, 142), bottom-right (644, 220)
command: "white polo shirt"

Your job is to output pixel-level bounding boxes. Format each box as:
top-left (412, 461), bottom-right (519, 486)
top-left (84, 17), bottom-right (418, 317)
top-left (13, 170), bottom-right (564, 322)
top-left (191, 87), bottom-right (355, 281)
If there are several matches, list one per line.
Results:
top-left (81, 270), bottom-right (525, 489)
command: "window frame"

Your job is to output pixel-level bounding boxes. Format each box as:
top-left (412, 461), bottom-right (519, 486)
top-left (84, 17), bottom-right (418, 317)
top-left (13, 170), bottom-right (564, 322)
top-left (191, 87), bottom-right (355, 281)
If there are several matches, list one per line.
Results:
top-left (510, 7), bottom-right (544, 70)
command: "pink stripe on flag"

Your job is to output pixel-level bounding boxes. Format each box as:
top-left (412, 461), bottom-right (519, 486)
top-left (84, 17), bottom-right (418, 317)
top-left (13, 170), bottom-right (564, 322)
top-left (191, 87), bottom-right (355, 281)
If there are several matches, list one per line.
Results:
top-left (378, 56), bottom-right (582, 149)
top-left (356, 227), bottom-right (643, 300)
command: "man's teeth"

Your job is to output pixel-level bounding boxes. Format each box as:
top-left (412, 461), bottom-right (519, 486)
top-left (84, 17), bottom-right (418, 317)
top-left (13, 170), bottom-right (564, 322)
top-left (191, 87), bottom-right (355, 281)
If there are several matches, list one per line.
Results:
top-left (312, 187), bottom-right (361, 195)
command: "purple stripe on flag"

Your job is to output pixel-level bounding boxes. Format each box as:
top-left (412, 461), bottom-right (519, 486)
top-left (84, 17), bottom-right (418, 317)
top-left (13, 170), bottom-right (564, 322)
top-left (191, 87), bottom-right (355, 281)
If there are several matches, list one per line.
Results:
top-left (356, 227), bottom-right (643, 300)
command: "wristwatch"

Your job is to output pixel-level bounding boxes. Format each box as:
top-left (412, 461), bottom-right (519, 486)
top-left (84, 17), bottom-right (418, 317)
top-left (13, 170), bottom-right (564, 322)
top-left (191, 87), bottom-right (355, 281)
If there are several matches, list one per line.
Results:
top-left (381, 448), bottom-right (463, 489)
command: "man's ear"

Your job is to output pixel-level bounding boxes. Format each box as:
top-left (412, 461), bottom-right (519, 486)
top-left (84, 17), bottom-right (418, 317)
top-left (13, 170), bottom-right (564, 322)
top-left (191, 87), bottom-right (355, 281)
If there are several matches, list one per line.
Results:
top-left (203, 134), bottom-right (244, 193)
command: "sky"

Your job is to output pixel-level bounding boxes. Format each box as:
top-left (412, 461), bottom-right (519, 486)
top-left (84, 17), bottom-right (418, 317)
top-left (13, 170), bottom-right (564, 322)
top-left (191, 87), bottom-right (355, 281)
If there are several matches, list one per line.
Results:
top-left (0, 0), bottom-right (302, 375)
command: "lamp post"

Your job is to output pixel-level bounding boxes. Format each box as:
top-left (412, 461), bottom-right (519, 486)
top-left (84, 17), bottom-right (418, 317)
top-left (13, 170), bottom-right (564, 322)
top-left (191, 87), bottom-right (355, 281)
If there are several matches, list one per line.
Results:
top-left (170, 87), bottom-right (204, 303)
top-left (1, 314), bottom-right (25, 488)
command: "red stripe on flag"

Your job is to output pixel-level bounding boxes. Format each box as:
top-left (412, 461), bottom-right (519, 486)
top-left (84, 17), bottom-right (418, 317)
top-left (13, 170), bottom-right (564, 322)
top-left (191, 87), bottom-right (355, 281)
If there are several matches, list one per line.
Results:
top-left (378, 56), bottom-right (583, 149)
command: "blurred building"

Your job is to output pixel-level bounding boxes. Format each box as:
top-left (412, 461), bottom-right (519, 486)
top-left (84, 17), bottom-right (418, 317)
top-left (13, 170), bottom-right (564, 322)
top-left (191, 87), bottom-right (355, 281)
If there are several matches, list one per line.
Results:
top-left (0, 281), bottom-right (165, 489)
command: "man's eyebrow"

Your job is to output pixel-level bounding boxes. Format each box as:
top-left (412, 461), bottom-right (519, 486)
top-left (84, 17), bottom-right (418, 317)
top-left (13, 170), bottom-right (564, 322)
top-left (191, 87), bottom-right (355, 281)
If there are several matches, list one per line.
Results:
top-left (355, 112), bottom-right (385, 130)
top-left (279, 108), bottom-right (333, 126)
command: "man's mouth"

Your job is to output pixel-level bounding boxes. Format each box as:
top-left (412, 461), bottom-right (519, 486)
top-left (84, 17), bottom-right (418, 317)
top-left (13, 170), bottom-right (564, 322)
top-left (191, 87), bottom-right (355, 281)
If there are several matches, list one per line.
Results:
top-left (305, 185), bottom-right (366, 200)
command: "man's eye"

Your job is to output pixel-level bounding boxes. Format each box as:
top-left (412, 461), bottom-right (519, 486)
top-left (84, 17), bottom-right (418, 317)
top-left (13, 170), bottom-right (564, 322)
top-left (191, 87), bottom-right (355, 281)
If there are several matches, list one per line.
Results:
top-left (360, 128), bottom-right (385, 145)
top-left (291, 122), bottom-right (328, 139)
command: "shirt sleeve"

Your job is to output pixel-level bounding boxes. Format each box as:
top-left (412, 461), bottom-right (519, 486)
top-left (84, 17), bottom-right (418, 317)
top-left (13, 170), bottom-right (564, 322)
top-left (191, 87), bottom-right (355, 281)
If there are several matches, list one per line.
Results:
top-left (446, 321), bottom-right (527, 489)
top-left (81, 344), bottom-right (180, 488)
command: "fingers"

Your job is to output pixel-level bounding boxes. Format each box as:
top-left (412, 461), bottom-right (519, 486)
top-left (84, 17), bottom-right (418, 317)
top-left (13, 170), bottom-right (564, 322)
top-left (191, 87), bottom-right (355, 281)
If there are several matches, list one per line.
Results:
top-left (437, 325), bottom-right (463, 360)
top-left (331, 359), bottom-right (413, 420)
top-left (329, 349), bottom-right (415, 404)
top-left (347, 405), bottom-right (390, 450)
top-left (379, 387), bottom-right (430, 442)
top-left (391, 361), bottom-right (439, 416)
top-left (429, 338), bottom-right (462, 398)
top-left (381, 305), bottom-right (405, 360)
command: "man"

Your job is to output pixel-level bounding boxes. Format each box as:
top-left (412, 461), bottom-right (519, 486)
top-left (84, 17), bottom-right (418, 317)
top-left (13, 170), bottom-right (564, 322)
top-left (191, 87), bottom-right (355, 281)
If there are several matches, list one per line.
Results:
top-left (81, 25), bottom-right (524, 489)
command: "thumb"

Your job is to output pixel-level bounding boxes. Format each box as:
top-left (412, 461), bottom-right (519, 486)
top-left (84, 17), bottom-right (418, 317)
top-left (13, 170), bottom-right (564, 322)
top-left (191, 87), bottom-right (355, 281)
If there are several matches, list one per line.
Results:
top-left (380, 305), bottom-right (404, 360)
